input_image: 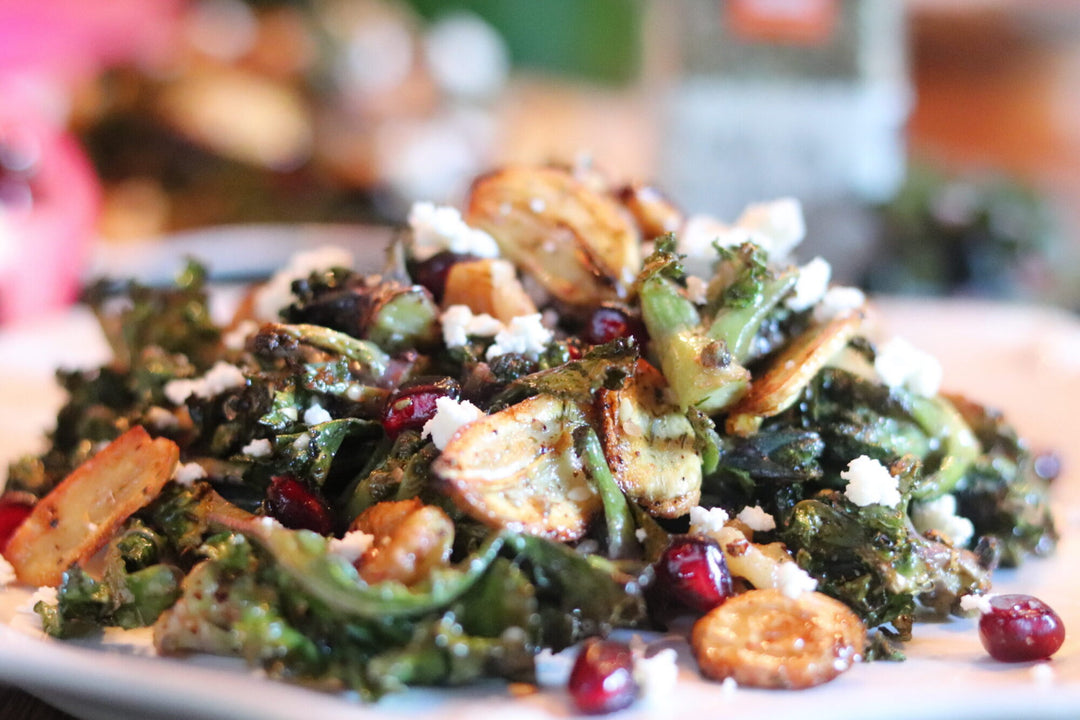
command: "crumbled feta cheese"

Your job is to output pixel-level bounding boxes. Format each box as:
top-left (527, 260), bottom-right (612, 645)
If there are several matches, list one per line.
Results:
top-left (223, 319), bottom-right (259, 351)
top-left (173, 462), bottom-right (207, 486)
top-left (635, 528), bottom-right (648, 542)
top-left (408, 201), bottom-right (500, 260)
top-left (535, 648), bottom-right (575, 687)
top-left (163, 361), bottom-right (247, 405)
top-left (685, 275), bottom-right (708, 305)
top-left (241, 438), bottom-right (273, 458)
top-left (678, 214), bottom-right (749, 258)
top-left (292, 433), bottom-right (311, 451)
top-left (736, 505), bottom-right (777, 532)
top-left (633, 648), bottom-right (679, 703)
top-left (841, 455), bottom-right (901, 507)
top-left (959, 593), bottom-right (995, 615)
top-left (20, 586), bottom-right (58, 617)
top-left (440, 304), bottom-right (503, 348)
top-left (421, 396), bottom-right (484, 450)
top-left (0, 554), bottom-right (15, 588)
top-left (775, 561), bottom-right (818, 598)
top-left (874, 337), bottom-right (943, 397)
top-left (328, 530), bottom-right (374, 563)
top-left (689, 506), bottom-right (730, 536)
top-left (735, 197), bottom-right (806, 260)
top-left (720, 676), bottom-right (739, 697)
top-left (485, 313), bottom-right (552, 359)
top-left (786, 256), bottom-right (831, 312)
top-left (911, 494), bottom-right (975, 547)
top-left (304, 401), bottom-right (333, 426)
top-left (253, 246), bottom-right (354, 321)
top-left (144, 406), bottom-right (179, 431)
top-left (812, 285), bottom-right (866, 323)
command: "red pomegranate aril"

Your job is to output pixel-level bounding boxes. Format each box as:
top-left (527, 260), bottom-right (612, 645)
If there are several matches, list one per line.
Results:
top-left (411, 251), bottom-right (475, 302)
top-left (381, 377), bottom-right (460, 439)
top-left (978, 594), bottom-right (1065, 662)
top-left (650, 535), bottom-right (733, 618)
top-left (265, 475), bottom-right (335, 535)
top-left (568, 638), bottom-right (638, 715)
top-left (585, 306), bottom-right (636, 346)
top-left (0, 492), bottom-right (35, 552)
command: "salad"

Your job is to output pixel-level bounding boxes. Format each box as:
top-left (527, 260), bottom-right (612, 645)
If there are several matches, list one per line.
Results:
top-left (0, 163), bottom-right (1061, 710)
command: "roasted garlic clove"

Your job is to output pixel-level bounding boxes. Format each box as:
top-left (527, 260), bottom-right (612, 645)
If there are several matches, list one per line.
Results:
top-left (465, 165), bottom-right (641, 306)
top-left (598, 360), bottom-right (701, 518)
top-left (433, 394), bottom-right (600, 541)
top-left (691, 588), bottom-right (866, 689)
top-left (350, 498), bottom-right (455, 586)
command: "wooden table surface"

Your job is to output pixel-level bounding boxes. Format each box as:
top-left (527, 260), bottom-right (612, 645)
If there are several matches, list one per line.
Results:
top-left (0, 686), bottom-right (76, 720)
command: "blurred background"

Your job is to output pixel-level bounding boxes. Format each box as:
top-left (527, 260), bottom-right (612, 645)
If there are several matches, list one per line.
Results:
top-left (1, 0), bottom-right (1078, 324)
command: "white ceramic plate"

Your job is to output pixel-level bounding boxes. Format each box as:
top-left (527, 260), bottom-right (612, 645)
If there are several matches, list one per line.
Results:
top-left (2, 296), bottom-right (1080, 720)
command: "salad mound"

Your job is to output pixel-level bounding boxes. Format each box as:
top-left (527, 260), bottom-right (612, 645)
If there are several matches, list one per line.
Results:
top-left (1, 163), bottom-right (1058, 704)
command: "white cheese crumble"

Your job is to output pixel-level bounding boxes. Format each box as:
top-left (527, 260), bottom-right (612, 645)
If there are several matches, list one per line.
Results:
top-left (635, 528), bottom-right (648, 543)
top-left (241, 438), bottom-right (273, 458)
top-left (421, 396), bottom-right (484, 450)
top-left (292, 433), bottom-right (311, 451)
top-left (775, 561), bottom-right (818, 598)
top-left (812, 285), bottom-right (866, 323)
top-left (632, 648), bottom-right (679, 703)
top-left (303, 402), bottom-right (333, 426)
top-left (144, 406), bottom-right (179, 430)
top-left (327, 530), bottom-right (375, 563)
top-left (223, 319), bottom-right (260, 351)
top-left (735, 197), bottom-right (806, 260)
top-left (685, 275), bottom-right (709, 305)
top-left (959, 593), bottom-right (995, 615)
top-left (0, 553), bottom-right (15, 588)
top-left (786, 256), bottom-right (831, 312)
top-left (440, 304), bottom-right (503, 348)
top-left (485, 313), bottom-right (552, 359)
top-left (253, 246), bottom-right (354, 321)
top-left (720, 676), bottom-right (739, 697)
top-left (173, 462), bottom-right (207, 486)
top-left (163, 361), bottom-right (247, 405)
top-left (19, 586), bottom-right (59, 623)
top-left (689, 505), bottom-right (730, 536)
top-left (841, 455), bottom-right (901, 507)
top-left (736, 505), bottom-right (777, 532)
top-left (874, 336), bottom-right (943, 398)
top-left (408, 201), bottom-right (500, 260)
top-left (678, 198), bottom-right (806, 269)
top-left (911, 494), bottom-right (975, 547)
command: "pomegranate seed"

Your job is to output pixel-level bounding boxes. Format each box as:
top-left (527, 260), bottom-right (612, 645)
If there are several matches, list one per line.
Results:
top-left (265, 475), bottom-right (334, 535)
top-left (979, 594), bottom-right (1065, 662)
top-left (585, 306), bottom-right (639, 346)
top-left (568, 638), bottom-right (638, 714)
top-left (0, 492), bottom-right (34, 552)
top-left (410, 251), bottom-right (475, 302)
top-left (381, 376), bottom-right (460, 439)
top-left (648, 535), bottom-right (733, 623)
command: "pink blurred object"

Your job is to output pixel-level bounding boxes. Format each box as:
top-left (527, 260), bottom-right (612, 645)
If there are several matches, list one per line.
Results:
top-left (0, 0), bottom-right (183, 324)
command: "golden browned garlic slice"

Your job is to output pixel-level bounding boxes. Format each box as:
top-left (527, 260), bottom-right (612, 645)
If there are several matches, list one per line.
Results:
top-left (691, 588), bottom-right (866, 689)
top-left (350, 498), bottom-right (455, 586)
top-left (727, 310), bottom-right (864, 434)
top-left (441, 258), bottom-right (538, 323)
top-left (599, 360), bottom-right (701, 518)
top-left (6, 426), bottom-right (180, 586)
top-left (464, 165), bottom-right (641, 306)
top-left (433, 394), bottom-right (600, 541)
